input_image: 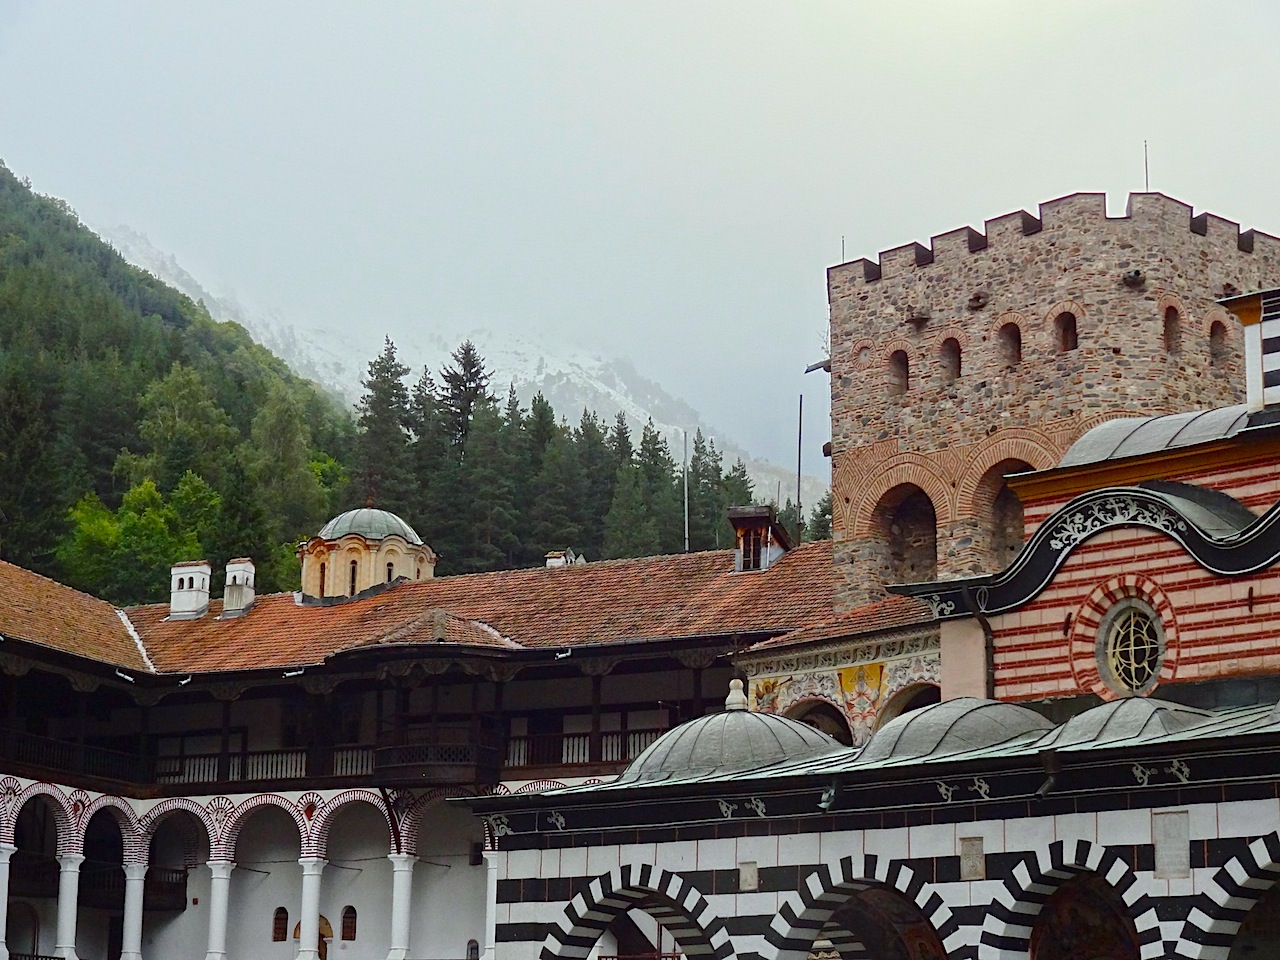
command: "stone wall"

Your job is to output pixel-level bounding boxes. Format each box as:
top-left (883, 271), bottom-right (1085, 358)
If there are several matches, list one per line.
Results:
top-left (828, 192), bottom-right (1280, 609)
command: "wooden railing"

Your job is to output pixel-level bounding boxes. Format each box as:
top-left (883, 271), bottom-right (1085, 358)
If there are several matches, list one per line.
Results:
top-left (2, 727), bottom-right (149, 783)
top-left (505, 728), bottom-right (665, 769)
top-left (375, 726), bottom-right (503, 786)
top-left (12, 953), bottom-right (60, 960)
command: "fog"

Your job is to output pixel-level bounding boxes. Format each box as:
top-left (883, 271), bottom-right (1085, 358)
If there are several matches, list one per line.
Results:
top-left (3, 1), bottom-right (1279, 469)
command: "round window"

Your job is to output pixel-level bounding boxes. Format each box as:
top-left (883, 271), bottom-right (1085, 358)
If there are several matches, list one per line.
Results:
top-left (1097, 599), bottom-right (1163, 695)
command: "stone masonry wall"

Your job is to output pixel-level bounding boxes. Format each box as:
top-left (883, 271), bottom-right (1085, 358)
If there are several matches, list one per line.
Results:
top-left (828, 192), bottom-right (1280, 610)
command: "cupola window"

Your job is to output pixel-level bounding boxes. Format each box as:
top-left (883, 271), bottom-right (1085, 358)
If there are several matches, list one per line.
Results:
top-left (349, 560), bottom-right (358, 596)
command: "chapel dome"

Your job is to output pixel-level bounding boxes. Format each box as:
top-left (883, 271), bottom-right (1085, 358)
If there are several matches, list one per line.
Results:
top-left (317, 508), bottom-right (423, 545)
top-left (614, 680), bottom-right (846, 785)
top-left (856, 697), bottom-right (1052, 765)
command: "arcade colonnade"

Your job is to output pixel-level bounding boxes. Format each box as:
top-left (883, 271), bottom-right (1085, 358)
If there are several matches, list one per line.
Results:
top-left (0, 777), bottom-right (487, 960)
top-left (490, 801), bottom-right (1280, 960)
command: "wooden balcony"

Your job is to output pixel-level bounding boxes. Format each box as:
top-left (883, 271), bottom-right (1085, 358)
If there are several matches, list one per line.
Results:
top-left (505, 727), bottom-right (665, 772)
top-left (9, 853), bottom-right (186, 911)
top-left (374, 722), bottom-right (503, 787)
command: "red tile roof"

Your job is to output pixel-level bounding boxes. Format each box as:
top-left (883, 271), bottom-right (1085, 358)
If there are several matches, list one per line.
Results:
top-left (111, 541), bottom-right (836, 674)
top-left (0, 559), bottom-right (151, 671)
top-left (745, 595), bottom-right (935, 652)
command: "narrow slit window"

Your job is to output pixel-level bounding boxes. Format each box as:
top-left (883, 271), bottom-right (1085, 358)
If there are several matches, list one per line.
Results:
top-left (341, 906), bottom-right (357, 941)
top-left (349, 560), bottom-right (358, 596)
top-left (887, 349), bottom-right (909, 396)
top-left (1163, 306), bottom-right (1181, 353)
top-left (386, 562), bottom-right (394, 583)
top-left (1055, 312), bottom-right (1078, 352)
top-left (998, 322), bottom-right (1022, 366)
top-left (272, 908), bottom-right (288, 942)
top-left (940, 338), bottom-right (961, 381)
top-left (318, 562), bottom-right (326, 599)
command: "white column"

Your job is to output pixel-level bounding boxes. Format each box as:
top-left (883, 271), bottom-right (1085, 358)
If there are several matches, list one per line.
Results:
top-left (204, 860), bottom-right (235, 960)
top-left (482, 851), bottom-right (499, 960)
top-left (54, 853), bottom-right (84, 960)
top-left (296, 857), bottom-right (327, 960)
top-left (0, 842), bottom-right (15, 960)
top-left (120, 861), bottom-right (148, 960)
top-left (386, 853), bottom-right (417, 960)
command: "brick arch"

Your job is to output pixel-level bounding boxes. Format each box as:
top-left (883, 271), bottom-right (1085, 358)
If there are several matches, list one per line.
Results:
top-left (931, 326), bottom-right (972, 352)
top-left (979, 838), bottom-right (1162, 959)
top-left (1157, 292), bottom-right (1190, 327)
top-left (213, 794), bottom-right (309, 861)
top-left (309, 789), bottom-right (394, 859)
top-left (847, 338), bottom-right (875, 372)
top-left (540, 862), bottom-right (734, 960)
top-left (1068, 573), bottom-right (1179, 701)
top-left (990, 310), bottom-right (1029, 339)
top-left (955, 431), bottom-right (1061, 518)
top-left (81, 795), bottom-right (146, 862)
top-left (9, 783), bottom-right (77, 856)
top-left (849, 459), bottom-right (953, 536)
top-left (401, 788), bottom-right (463, 857)
top-left (1177, 830), bottom-right (1280, 958)
top-left (1044, 299), bottom-right (1087, 326)
top-left (761, 854), bottom-right (961, 960)
top-left (138, 797), bottom-right (217, 848)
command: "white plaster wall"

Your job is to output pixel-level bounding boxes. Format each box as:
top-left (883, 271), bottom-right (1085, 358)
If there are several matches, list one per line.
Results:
top-left (225, 805), bottom-right (304, 960)
top-left (409, 803), bottom-right (489, 960)
top-left (75, 905), bottom-right (113, 960)
top-left (143, 864), bottom-right (212, 960)
top-left (321, 801), bottom-right (393, 960)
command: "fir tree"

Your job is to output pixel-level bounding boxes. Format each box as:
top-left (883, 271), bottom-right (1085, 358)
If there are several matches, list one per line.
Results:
top-left (607, 411), bottom-right (634, 470)
top-left (603, 464), bottom-right (660, 559)
top-left (720, 458), bottom-right (756, 546)
top-left (637, 420), bottom-right (683, 553)
top-left (574, 410), bottom-right (614, 559)
top-left (354, 338), bottom-right (414, 517)
top-left (438, 340), bottom-right (494, 449)
top-left (527, 430), bottom-right (586, 554)
top-left (808, 490), bottom-right (833, 540)
top-left (687, 430), bottom-right (725, 551)
top-left (455, 400), bottom-right (519, 571)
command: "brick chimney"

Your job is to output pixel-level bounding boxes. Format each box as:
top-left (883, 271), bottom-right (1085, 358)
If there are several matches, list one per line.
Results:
top-left (169, 561), bottom-right (211, 619)
top-left (222, 558), bottom-right (256, 618)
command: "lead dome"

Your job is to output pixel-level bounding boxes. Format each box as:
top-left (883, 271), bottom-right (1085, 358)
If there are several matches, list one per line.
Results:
top-left (614, 680), bottom-right (846, 785)
top-left (317, 508), bottom-right (423, 544)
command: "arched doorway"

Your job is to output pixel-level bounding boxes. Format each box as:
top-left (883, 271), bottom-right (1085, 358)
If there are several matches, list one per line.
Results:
top-left (973, 458), bottom-right (1033, 571)
top-left (7, 900), bottom-right (40, 956)
top-left (80, 807), bottom-right (127, 958)
top-left (319, 800), bottom-right (393, 959)
top-left (143, 809), bottom-right (210, 956)
top-left (870, 484), bottom-right (938, 585)
top-left (1229, 881), bottom-right (1280, 957)
top-left (875, 684), bottom-right (941, 731)
top-left (784, 700), bottom-right (853, 746)
top-left (825, 886), bottom-right (947, 960)
top-left (1030, 874), bottom-right (1140, 960)
top-left (225, 804), bottom-right (302, 960)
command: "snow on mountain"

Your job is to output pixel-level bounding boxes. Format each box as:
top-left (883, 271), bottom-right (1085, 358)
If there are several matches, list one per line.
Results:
top-left (101, 224), bottom-right (829, 511)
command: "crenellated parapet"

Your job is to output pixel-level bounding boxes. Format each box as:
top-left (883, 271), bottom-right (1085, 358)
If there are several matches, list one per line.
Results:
top-left (827, 191), bottom-right (1280, 611)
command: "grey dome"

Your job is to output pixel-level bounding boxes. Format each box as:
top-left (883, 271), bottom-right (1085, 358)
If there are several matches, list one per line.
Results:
top-left (317, 509), bottom-right (423, 545)
top-left (1036, 697), bottom-right (1210, 750)
top-left (616, 707), bottom-right (844, 785)
top-left (858, 698), bottom-right (1052, 765)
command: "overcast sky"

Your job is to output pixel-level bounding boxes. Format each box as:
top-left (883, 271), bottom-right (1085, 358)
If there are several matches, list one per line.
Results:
top-left (4, 2), bottom-right (1280, 471)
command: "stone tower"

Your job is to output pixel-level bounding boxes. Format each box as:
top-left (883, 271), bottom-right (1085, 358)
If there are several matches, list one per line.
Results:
top-left (828, 192), bottom-right (1280, 610)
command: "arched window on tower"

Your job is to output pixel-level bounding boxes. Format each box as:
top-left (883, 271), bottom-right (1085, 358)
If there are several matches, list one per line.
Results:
top-left (887, 350), bottom-right (909, 396)
top-left (273, 908), bottom-right (288, 942)
top-left (940, 338), bottom-right (961, 382)
top-left (1055, 311), bottom-right (1078, 352)
top-left (349, 560), bottom-right (358, 596)
top-left (341, 906), bottom-right (357, 941)
top-left (386, 562), bottom-right (394, 583)
top-left (872, 484), bottom-right (937, 584)
top-left (997, 322), bottom-right (1022, 366)
top-left (318, 562), bottom-right (326, 599)
top-left (1163, 306), bottom-right (1181, 354)
top-left (1210, 320), bottom-right (1229, 366)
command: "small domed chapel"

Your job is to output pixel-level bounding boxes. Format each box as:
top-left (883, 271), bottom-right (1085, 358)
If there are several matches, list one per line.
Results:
top-left (6, 194), bottom-right (1280, 960)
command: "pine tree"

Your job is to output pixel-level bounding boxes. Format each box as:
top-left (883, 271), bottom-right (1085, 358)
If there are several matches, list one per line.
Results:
top-left (687, 430), bottom-right (726, 551)
top-left (575, 410), bottom-right (614, 559)
top-left (527, 430), bottom-right (586, 555)
top-left (455, 400), bottom-right (519, 571)
top-left (808, 489), bottom-right (833, 540)
top-left (438, 340), bottom-right (494, 449)
top-left (354, 338), bottom-right (414, 517)
top-left (603, 464), bottom-right (660, 559)
top-left (637, 420), bottom-right (683, 553)
top-left (607, 411), bottom-right (634, 470)
top-left (720, 458), bottom-right (756, 547)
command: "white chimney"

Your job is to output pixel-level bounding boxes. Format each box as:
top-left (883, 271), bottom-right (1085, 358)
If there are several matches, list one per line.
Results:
top-left (544, 548), bottom-right (585, 569)
top-left (222, 558), bottom-right (256, 618)
top-left (169, 561), bottom-right (212, 619)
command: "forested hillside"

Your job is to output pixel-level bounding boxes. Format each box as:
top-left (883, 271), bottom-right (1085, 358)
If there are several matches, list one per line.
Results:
top-left (0, 163), bottom-right (829, 605)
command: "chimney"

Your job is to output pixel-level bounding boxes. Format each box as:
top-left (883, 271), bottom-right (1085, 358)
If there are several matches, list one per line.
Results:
top-left (1222, 288), bottom-right (1280, 412)
top-left (222, 558), bottom-right (256, 618)
top-left (544, 548), bottom-right (585, 569)
top-left (728, 505), bottom-right (793, 572)
top-left (169, 561), bottom-right (212, 619)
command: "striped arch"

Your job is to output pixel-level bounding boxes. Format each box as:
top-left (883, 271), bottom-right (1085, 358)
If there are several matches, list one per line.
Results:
top-left (8, 783), bottom-right (77, 856)
top-left (81, 795), bottom-right (146, 861)
top-left (979, 838), bottom-right (1162, 960)
top-left (309, 789), bottom-right (395, 858)
top-left (212, 793), bottom-right (309, 861)
top-left (138, 797), bottom-right (216, 848)
top-left (539, 862), bottom-right (733, 960)
top-left (849, 457), bottom-right (954, 536)
top-left (955, 431), bottom-right (1062, 519)
top-left (762, 854), bottom-right (960, 960)
top-left (1177, 830), bottom-right (1280, 959)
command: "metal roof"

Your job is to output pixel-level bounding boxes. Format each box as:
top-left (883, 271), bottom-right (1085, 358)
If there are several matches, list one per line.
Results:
top-left (316, 508), bottom-right (423, 544)
top-left (1058, 405), bottom-right (1249, 468)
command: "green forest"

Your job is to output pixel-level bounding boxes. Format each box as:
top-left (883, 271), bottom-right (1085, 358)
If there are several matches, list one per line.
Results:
top-left (0, 162), bottom-right (830, 605)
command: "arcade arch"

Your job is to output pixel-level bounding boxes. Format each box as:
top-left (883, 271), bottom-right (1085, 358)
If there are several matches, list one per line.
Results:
top-left (869, 484), bottom-right (938, 585)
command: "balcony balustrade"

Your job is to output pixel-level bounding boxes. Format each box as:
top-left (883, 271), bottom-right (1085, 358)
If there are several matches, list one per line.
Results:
top-left (505, 727), bottom-right (665, 769)
top-left (9, 852), bottom-right (186, 911)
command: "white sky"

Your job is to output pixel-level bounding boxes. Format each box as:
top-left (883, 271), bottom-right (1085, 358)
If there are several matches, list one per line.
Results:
top-left (3, 2), bottom-right (1280, 469)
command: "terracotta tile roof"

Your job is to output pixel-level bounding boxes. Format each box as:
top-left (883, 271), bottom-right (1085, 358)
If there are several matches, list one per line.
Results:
top-left (123, 541), bottom-right (837, 674)
top-left (744, 595), bottom-right (935, 653)
top-left (0, 559), bottom-right (151, 671)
